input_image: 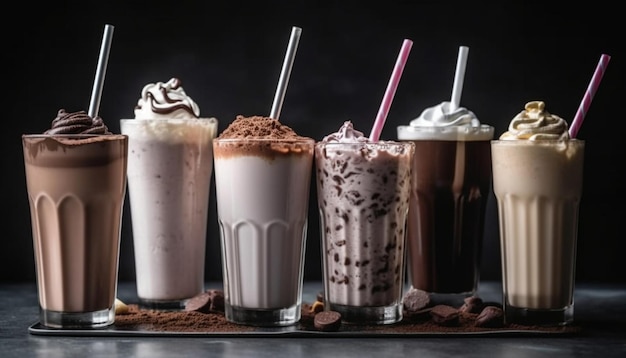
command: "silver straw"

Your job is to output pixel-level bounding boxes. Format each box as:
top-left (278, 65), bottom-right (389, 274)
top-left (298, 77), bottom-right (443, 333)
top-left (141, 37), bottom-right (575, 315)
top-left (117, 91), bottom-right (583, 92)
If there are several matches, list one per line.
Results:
top-left (269, 26), bottom-right (302, 120)
top-left (88, 24), bottom-right (115, 118)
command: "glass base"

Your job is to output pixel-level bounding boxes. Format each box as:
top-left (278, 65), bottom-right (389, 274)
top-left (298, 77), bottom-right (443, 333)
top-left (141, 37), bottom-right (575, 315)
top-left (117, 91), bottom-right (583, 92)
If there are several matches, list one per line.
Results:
top-left (138, 297), bottom-right (188, 311)
top-left (504, 303), bottom-right (574, 326)
top-left (329, 303), bottom-right (403, 325)
top-left (40, 306), bottom-right (115, 329)
top-left (225, 304), bottom-right (300, 327)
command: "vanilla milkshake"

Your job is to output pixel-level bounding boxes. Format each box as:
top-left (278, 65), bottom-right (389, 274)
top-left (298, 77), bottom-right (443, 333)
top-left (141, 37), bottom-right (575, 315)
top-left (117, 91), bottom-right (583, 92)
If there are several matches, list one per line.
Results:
top-left (492, 101), bottom-right (584, 326)
top-left (213, 115), bottom-right (314, 326)
top-left (121, 78), bottom-right (217, 309)
top-left (23, 110), bottom-right (128, 328)
top-left (397, 101), bottom-right (494, 303)
top-left (316, 121), bottom-right (414, 325)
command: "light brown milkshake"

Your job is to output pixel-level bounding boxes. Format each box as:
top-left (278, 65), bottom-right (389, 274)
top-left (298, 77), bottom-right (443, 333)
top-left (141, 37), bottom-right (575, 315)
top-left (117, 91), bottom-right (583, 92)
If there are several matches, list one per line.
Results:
top-left (492, 101), bottom-right (584, 326)
top-left (23, 109), bottom-right (128, 328)
top-left (23, 121), bottom-right (128, 328)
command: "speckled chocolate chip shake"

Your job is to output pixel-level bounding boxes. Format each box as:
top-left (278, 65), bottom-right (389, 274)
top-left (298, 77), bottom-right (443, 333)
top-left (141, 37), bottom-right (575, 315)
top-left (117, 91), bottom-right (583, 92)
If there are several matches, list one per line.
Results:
top-left (315, 121), bottom-right (414, 325)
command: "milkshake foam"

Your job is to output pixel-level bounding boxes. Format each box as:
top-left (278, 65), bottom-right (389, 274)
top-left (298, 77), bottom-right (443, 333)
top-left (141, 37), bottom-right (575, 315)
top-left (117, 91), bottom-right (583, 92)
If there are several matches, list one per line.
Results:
top-left (397, 100), bottom-right (494, 297)
top-left (213, 115), bottom-right (314, 326)
top-left (492, 101), bottom-right (583, 320)
top-left (23, 109), bottom-right (128, 328)
top-left (24, 135), bottom-right (127, 313)
top-left (122, 78), bottom-right (217, 306)
top-left (316, 121), bottom-right (413, 323)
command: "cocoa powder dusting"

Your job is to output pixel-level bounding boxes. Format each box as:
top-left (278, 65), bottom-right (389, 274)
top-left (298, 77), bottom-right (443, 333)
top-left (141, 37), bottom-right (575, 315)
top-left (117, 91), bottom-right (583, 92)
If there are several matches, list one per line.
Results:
top-left (115, 304), bottom-right (256, 333)
top-left (218, 115), bottom-right (303, 139)
top-left (213, 115), bottom-right (314, 160)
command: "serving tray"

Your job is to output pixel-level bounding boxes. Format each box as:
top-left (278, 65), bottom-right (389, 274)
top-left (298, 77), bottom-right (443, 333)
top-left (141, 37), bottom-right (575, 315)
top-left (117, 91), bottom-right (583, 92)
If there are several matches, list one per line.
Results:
top-left (28, 303), bottom-right (582, 338)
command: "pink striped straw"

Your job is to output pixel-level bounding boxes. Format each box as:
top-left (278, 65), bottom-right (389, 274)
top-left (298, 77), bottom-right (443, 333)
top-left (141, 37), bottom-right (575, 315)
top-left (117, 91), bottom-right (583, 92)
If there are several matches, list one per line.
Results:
top-left (569, 54), bottom-right (611, 138)
top-left (368, 39), bottom-right (413, 142)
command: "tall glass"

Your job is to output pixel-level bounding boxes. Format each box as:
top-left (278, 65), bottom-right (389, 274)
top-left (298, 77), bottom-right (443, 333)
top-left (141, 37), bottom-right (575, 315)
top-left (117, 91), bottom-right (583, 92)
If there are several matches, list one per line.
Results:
top-left (22, 134), bottom-right (128, 328)
top-left (491, 139), bottom-right (584, 326)
top-left (213, 138), bottom-right (314, 326)
top-left (397, 125), bottom-right (494, 305)
top-left (315, 141), bottom-right (414, 325)
top-left (120, 118), bottom-right (218, 310)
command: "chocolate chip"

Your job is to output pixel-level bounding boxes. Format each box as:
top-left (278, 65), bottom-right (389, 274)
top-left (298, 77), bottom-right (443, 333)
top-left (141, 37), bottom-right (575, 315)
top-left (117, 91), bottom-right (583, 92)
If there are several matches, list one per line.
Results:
top-left (314, 310), bottom-right (342, 332)
top-left (459, 296), bottom-right (484, 314)
top-left (185, 292), bottom-right (212, 313)
top-left (475, 306), bottom-right (504, 328)
top-left (430, 305), bottom-right (460, 326)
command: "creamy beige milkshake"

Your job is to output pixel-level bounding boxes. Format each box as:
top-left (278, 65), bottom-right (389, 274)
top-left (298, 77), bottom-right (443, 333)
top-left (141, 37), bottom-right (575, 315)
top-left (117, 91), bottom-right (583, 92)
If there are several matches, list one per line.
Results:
top-left (121, 78), bottom-right (217, 309)
top-left (23, 110), bottom-right (128, 328)
top-left (213, 115), bottom-right (314, 327)
top-left (492, 101), bottom-right (584, 326)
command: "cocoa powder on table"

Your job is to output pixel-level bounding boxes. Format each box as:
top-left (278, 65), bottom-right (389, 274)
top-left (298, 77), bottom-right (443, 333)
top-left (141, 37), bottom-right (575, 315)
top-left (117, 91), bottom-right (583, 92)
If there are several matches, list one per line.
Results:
top-left (114, 302), bottom-right (581, 335)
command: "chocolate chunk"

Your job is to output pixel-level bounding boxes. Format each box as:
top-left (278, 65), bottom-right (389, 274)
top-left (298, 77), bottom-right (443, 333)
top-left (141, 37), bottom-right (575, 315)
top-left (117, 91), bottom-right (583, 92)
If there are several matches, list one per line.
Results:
top-left (314, 311), bottom-right (342, 332)
top-left (185, 292), bottom-right (212, 313)
top-left (475, 306), bottom-right (504, 328)
top-left (403, 287), bottom-right (431, 312)
top-left (430, 305), bottom-right (460, 326)
top-left (310, 301), bottom-right (324, 313)
top-left (208, 289), bottom-right (225, 312)
top-left (300, 303), bottom-right (316, 323)
top-left (459, 296), bottom-right (484, 314)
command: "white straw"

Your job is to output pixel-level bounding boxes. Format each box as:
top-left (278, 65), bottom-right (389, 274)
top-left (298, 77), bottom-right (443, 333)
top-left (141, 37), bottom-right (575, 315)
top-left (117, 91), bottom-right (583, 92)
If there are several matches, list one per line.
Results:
top-left (450, 45), bottom-right (469, 111)
top-left (269, 26), bottom-right (302, 120)
top-left (88, 24), bottom-right (115, 118)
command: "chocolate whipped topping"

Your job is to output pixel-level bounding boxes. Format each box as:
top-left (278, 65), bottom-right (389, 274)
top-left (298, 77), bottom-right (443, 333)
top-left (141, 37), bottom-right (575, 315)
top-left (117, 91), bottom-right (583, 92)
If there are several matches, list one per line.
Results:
top-left (45, 109), bottom-right (111, 135)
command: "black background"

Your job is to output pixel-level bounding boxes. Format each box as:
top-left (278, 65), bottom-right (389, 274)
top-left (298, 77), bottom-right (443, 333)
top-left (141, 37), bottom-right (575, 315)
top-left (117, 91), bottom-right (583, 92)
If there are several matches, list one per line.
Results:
top-left (3, 1), bottom-right (624, 284)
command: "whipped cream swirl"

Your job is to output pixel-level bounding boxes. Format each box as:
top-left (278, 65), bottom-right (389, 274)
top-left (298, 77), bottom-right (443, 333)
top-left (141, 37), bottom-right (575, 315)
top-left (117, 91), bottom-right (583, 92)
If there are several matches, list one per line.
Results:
top-left (45, 109), bottom-right (111, 135)
top-left (410, 101), bottom-right (480, 127)
top-left (500, 101), bottom-right (569, 141)
top-left (322, 121), bottom-right (369, 143)
top-left (134, 78), bottom-right (200, 119)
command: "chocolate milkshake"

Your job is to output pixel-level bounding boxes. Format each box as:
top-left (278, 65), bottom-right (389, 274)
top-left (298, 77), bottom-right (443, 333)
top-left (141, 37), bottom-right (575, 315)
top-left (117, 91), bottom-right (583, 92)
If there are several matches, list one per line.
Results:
top-left (121, 78), bottom-right (218, 309)
top-left (316, 121), bottom-right (414, 325)
top-left (213, 115), bottom-right (314, 327)
top-left (23, 110), bottom-right (128, 328)
top-left (397, 101), bottom-right (494, 303)
top-left (492, 101), bottom-right (584, 326)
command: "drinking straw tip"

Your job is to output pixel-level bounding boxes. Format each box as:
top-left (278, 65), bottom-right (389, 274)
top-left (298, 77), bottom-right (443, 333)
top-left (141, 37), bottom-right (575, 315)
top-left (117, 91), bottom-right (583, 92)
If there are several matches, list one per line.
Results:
top-left (568, 53), bottom-right (611, 138)
top-left (88, 24), bottom-right (115, 118)
top-left (368, 39), bottom-right (413, 142)
top-left (269, 26), bottom-right (302, 120)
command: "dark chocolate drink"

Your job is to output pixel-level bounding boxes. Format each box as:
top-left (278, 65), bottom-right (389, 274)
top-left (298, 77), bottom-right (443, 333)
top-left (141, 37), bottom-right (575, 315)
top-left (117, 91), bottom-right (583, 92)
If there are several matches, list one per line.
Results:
top-left (398, 114), bottom-right (494, 300)
top-left (404, 139), bottom-right (492, 294)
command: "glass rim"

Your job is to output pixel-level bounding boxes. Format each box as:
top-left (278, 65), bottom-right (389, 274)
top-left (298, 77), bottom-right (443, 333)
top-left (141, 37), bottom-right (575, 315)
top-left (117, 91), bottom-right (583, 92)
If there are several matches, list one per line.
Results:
top-left (491, 138), bottom-right (585, 144)
top-left (22, 133), bottom-right (127, 139)
top-left (315, 140), bottom-right (414, 147)
top-left (214, 137), bottom-right (315, 143)
top-left (120, 117), bottom-right (217, 122)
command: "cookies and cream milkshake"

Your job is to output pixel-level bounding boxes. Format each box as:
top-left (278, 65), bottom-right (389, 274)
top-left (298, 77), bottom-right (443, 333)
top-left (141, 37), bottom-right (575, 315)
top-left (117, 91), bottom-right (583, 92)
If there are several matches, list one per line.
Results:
top-left (120, 78), bottom-right (217, 309)
top-left (492, 101), bottom-right (584, 326)
top-left (316, 121), bottom-right (414, 324)
top-left (23, 110), bottom-right (128, 328)
top-left (397, 101), bottom-right (494, 302)
top-left (213, 115), bottom-right (314, 327)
